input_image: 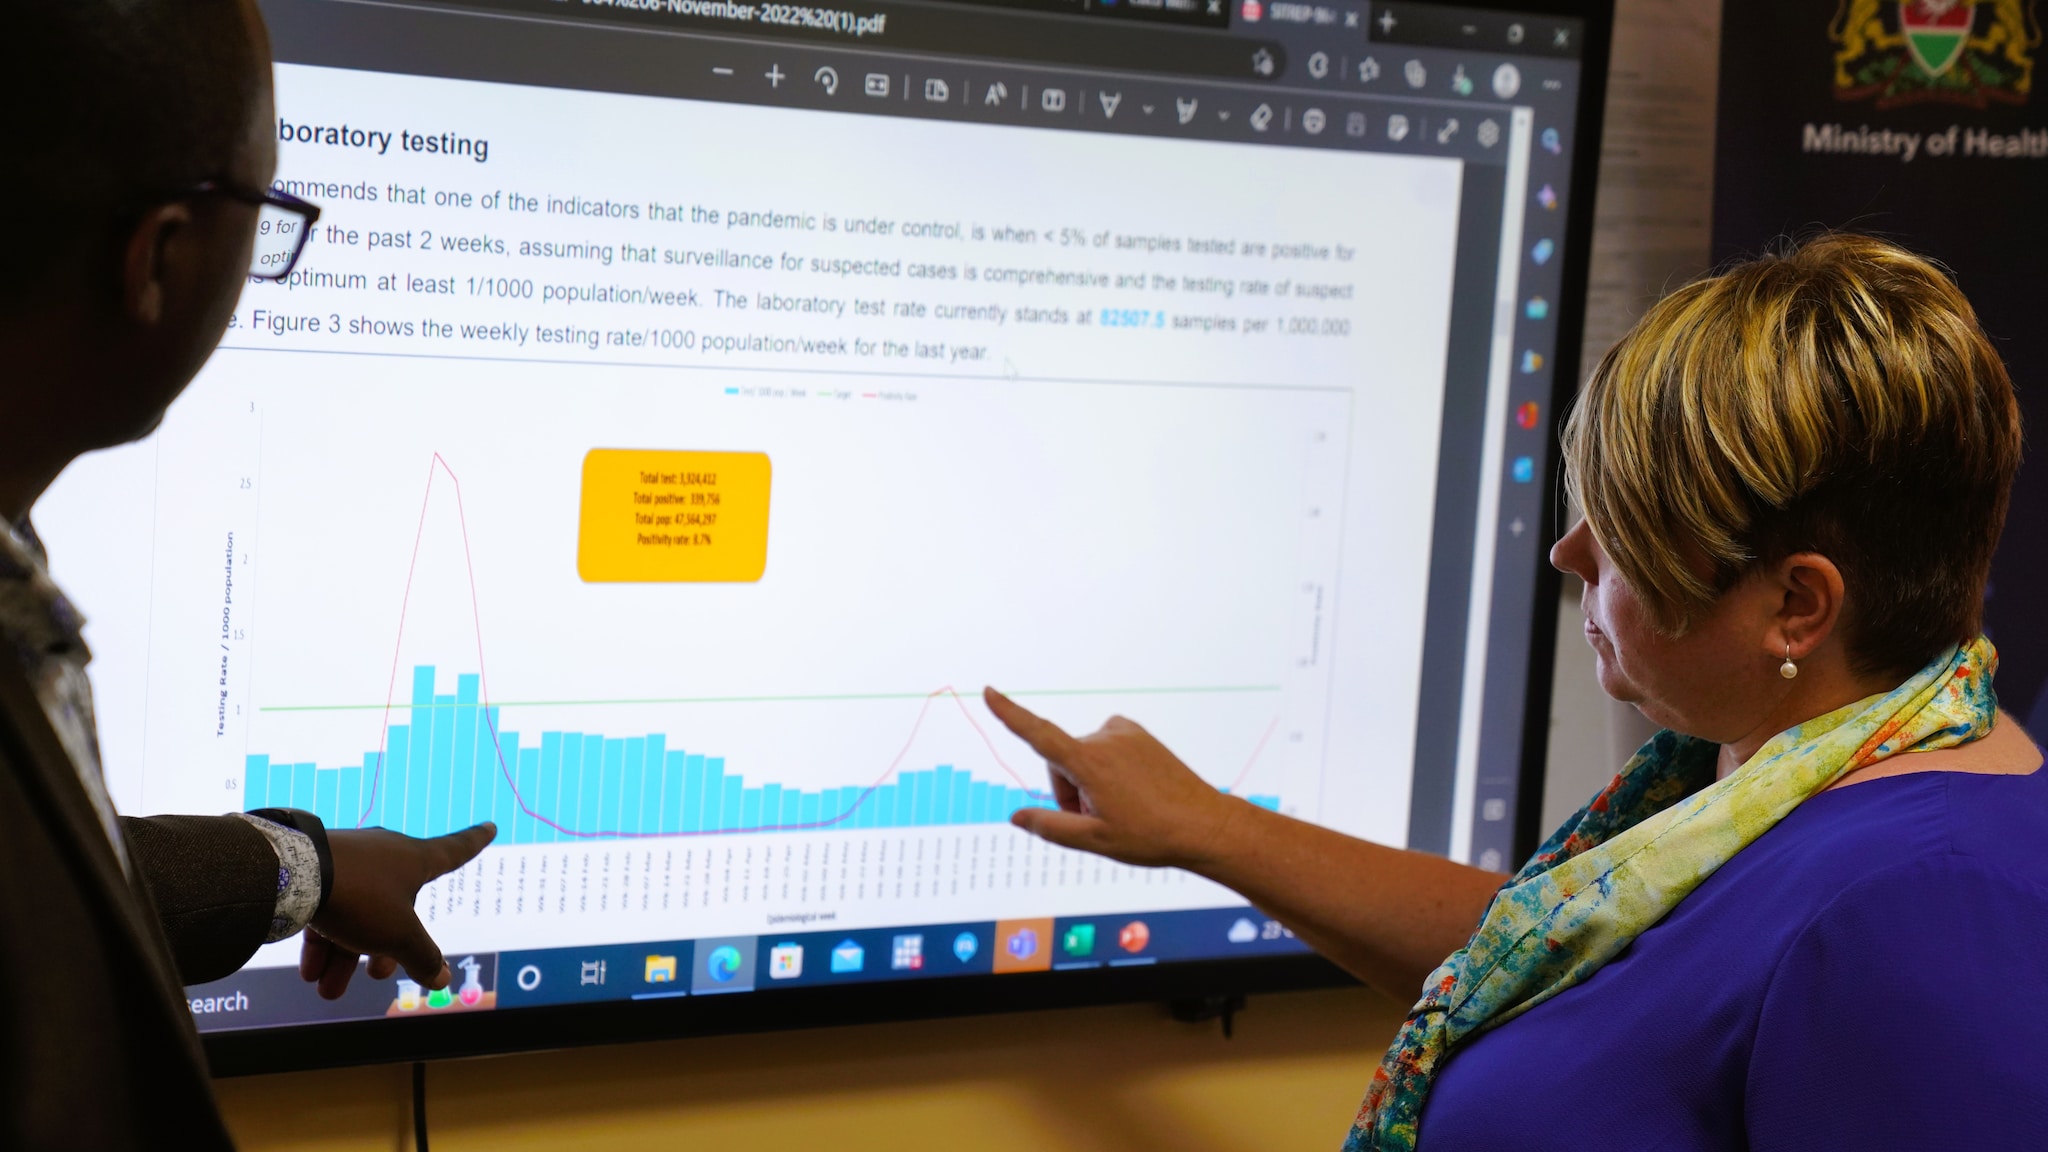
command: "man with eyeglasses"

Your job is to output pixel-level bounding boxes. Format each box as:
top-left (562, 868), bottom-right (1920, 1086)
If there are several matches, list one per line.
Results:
top-left (0, 3), bottom-right (494, 1148)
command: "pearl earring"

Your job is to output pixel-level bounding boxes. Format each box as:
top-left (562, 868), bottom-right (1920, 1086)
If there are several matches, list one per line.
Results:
top-left (1779, 643), bottom-right (1799, 680)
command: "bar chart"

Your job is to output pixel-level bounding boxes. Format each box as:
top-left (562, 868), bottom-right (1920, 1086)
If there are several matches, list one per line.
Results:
top-left (243, 665), bottom-right (1284, 842)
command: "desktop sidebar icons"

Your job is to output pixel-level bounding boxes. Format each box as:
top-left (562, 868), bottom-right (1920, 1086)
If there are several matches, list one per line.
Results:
top-left (993, 918), bottom-right (1055, 973)
top-left (892, 934), bottom-right (925, 971)
top-left (769, 943), bottom-right (804, 980)
top-left (830, 939), bottom-right (866, 974)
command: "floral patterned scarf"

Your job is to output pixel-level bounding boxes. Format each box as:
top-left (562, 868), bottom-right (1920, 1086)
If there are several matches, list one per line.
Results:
top-left (1347, 637), bottom-right (2000, 1151)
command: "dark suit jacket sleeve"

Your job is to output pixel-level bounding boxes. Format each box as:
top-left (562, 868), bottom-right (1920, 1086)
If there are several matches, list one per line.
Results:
top-left (121, 815), bottom-right (281, 985)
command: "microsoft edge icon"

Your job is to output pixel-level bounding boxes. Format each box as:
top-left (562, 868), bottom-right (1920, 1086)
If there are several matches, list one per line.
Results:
top-left (706, 945), bottom-right (743, 983)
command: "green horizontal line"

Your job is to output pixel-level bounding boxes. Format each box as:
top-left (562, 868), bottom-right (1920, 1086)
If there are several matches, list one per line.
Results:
top-left (259, 683), bottom-right (1281, 714)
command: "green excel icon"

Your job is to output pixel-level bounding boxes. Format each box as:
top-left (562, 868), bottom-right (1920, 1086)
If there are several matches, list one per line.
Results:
top-left (1062, 924), bottom-right (1096, 957)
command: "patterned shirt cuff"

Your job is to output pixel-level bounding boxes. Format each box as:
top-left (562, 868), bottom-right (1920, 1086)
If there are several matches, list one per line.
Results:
top-left (236, 813), bottom-right (325, 942)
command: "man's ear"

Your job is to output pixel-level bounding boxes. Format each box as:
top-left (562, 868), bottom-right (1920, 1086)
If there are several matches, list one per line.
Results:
top-left (1774, 551), bottom-right (1848, 662)
top-left (121, 203), bottom-right (196, 327)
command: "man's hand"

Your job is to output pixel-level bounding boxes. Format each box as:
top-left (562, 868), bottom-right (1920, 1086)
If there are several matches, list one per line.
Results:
top-left (983, 688), bottom-right (1243, 869)
top-left (299, 823), bottom-right (496, 999)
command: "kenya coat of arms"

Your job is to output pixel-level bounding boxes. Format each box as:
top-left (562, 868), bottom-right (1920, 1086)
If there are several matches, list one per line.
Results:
top-left (1832, 0), bottom-right (2040, 106)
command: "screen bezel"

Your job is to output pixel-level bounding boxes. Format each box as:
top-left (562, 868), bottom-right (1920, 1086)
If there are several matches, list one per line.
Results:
top-left (202, 0), bottom-right (1616, 1075)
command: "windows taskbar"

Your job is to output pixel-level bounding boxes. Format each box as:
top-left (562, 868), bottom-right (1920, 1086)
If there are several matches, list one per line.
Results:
top-left (186, 905), bottom-right (1309, 1033)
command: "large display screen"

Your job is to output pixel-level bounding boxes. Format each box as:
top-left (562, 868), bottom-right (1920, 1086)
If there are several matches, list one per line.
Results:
top-left (34, 0), bottom-right (1609, 1068)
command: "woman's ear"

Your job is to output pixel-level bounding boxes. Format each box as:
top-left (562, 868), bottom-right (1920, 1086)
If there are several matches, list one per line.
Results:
top-left (1771, 552), bottom-right (1847, 662)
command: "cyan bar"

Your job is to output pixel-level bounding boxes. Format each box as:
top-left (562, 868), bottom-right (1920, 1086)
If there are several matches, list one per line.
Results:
top-left (816, 790), bottom-right (837, 826)
top-left (470, 707), bottom-right (500, 828)
top-left (741, 787), bottom-right (762, 831)
top-left (449, 675), bottom-right (479, 838)
top-left (579, 737), bottom-right (605, 838)
top-left (912, 769), bottom-right (934, 827)
top-left (683, 753), bottom-right (707, 833)
top-left (781, 789), bottom-right (802, 827)
top-left (719, 772), bottom-right (742, 832)
top-left (853, 787), bottom-right (874, 829)
top-left (538, 731), bottom-right (563, 845)
top-left (487, 721), bottom-right (516, 828)
top-left (244, 755), bottom-right (269, 810)
top-left (660, 751), bottom-right (684, 833)
top-left (338, 765), bottom-right (362, 831)
top-left (621, 737), bottom-right (646, 836)
top-left (406, 667), bottom-right (436, 839)
top-left (314, 768), bottom-right (339, 829)
top-left (486, 729), bottom-right (516, 830)
top-left (800, 792), bottom-right (821, 827)
top-left (1005, 787), bottom-right (1024, 816)
top-left (293, 762), bottom-right (317, 812)
top-left (515, 747), bottom-right (541, 845)
top-left (839, 787), bottom-right (860, 827)
top-left (559, 733), bottom-right (585, 837)
top-left (601, 738), bottom-right (628, 835)
top-left (932, 767), bottom-right (954, 826)
top-left (761, 784), bottom-right (782, 829)
top-left (268, 761), bottom-right (292, 816)
top-left (700, 757), bottom-right (725, 830)
top-left (383, 727), bottom-right (410, 833)
top-left (877, 784), bottom-right (897, 827)
top-left (948, 771), bottom-right (971, 824)
top-left (426, 693), bottom-right (457, 838)
top-left (643, 735), bottom-right (666, 834)
top-left (970, 780), bottom-right (991, 824)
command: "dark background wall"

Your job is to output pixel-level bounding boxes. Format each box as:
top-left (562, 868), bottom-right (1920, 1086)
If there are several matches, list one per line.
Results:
top-left (1713, 0), bottom-right (2048, 722)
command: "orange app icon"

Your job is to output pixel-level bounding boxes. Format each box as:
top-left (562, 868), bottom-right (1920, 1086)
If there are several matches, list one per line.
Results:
top-left (1118, 921), bottom-right (1151, 953)
top-left (992, 918), bottom-right (1055, 974)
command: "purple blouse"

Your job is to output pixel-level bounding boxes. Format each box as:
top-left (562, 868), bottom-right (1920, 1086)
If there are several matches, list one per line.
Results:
top-left (1419, 764), bottom-right (2048, 1150)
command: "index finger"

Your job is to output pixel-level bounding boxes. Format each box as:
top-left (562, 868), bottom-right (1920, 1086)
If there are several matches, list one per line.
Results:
top-left (424, 821), bottom-right (497, 877)
top-left (983, 687), bottom-right (1082, 763)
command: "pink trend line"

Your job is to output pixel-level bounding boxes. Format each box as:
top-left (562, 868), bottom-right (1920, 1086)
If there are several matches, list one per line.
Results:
top-left (1225, 715), bottom-right (1283, 796)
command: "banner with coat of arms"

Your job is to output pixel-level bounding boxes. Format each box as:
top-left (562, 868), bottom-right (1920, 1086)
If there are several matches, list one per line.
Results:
top-left (1713, 0), bottom-right (2048, 723)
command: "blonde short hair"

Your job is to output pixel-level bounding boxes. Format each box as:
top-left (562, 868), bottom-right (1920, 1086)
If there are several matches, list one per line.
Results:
top-left (1564, 234), bottom-right (2022, 678)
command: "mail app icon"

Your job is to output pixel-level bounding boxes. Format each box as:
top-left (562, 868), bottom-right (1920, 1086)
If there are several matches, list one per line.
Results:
top-left (830, 939), bottom-right (866, 973)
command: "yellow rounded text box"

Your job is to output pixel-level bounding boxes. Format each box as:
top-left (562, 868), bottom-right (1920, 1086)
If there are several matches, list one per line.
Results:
top-left (577, 449), bottom-right (771, 583)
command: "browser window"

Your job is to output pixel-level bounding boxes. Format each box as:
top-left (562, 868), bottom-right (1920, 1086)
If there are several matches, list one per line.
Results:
top-left (35, 0), bottom-right (1595, 1038)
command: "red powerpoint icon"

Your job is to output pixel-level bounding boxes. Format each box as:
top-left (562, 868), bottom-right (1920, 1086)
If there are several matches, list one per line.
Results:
top-left (1119, 921), bottom-right (1151, 953)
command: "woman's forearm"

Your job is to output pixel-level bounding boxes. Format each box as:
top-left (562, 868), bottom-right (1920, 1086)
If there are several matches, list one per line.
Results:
top-left (1186, 800), bottom-right (1506, 1002)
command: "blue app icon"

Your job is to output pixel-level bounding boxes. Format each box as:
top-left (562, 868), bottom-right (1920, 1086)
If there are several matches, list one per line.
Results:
top-left (1531, 238), bottom-right (1555, 265)
top-left (953, 931), bottom-right (979, 963)
top-left (705, 945), bottom-right (743, 983)
top-left (830, 939), bottom-right (865, 973)
top-left (1525, 296), bottom-right (1549, 320)
top-left (1511, 456), bottom-right (1536, 484)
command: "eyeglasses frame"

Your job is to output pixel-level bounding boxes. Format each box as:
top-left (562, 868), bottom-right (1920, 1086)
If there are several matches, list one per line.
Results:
top-left (187, 181), bottom-right (324, 281)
